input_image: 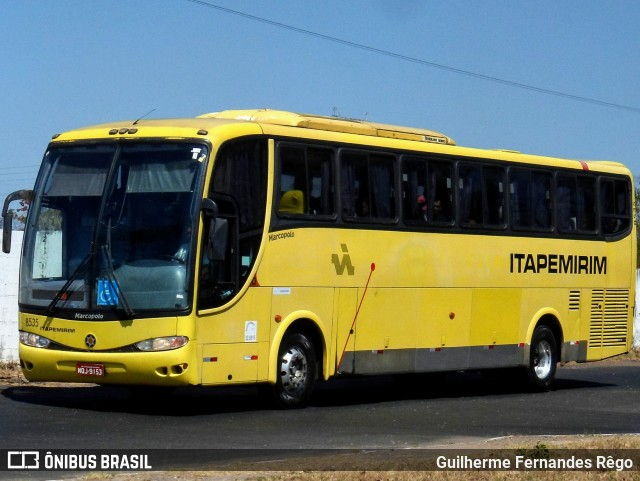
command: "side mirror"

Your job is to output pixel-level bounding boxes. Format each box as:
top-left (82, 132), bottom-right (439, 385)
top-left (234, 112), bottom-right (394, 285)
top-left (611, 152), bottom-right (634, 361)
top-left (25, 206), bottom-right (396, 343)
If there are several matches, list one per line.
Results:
top-left (201, 198), bottom-right (218, 219)
top-left (201, 198), bottom-right (228, 262)
top-left (2, 212), bottom-right (12, 254)
top-left (2, 189), bottom-right (33, 254)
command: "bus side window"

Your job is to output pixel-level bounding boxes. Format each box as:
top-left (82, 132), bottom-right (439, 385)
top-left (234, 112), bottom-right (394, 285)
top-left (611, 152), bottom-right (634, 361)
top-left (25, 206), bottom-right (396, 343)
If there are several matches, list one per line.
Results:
top-left (402, 157), bottom-right (453, 224)
top-left (459, 165), bottom-right (481, 225)
top-left (510, 169), bottom-right (551, 230)
top-left (577, 176), bottom-right (596, 232)
top-left (277, 145), bottom-right (334, 216)
top-left (483, 166), bottom-right (505, 226)
top-left (307, 148), bottom-right (334, 215)
top-left (557, 174), bottom-right (597, 234)
top-left (429, 161), bottom-right (454, 223)
top-left (600, 178), bottom-right (631, 235)
top-left (532, 172), bottom-right (552, 229)
top-left (341, 151), bottom-right (396, 221)
top-left (401, 157), bottom-right (427, 222)
top-left (458, 163), bottom-right (505, 228)
top-left (556, 175), bottom-right (577, 232)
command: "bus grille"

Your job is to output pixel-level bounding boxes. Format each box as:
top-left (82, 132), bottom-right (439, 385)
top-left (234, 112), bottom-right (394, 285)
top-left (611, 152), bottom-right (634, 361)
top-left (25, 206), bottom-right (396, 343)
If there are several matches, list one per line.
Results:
top-left (589, 289), bottom-right (629, 348)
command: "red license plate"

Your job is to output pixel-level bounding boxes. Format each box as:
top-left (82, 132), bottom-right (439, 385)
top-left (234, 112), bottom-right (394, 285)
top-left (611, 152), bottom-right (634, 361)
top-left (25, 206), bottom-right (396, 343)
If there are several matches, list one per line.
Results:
top-left (76, 363), bottom-right (105, 377)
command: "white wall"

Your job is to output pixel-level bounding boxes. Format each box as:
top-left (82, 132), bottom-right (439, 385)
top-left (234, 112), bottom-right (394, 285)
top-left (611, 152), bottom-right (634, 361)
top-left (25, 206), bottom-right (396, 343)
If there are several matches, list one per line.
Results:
top-left (0, 231), bottom-right (23, 361)
top-left (0, 234), bottom-right (639, 361)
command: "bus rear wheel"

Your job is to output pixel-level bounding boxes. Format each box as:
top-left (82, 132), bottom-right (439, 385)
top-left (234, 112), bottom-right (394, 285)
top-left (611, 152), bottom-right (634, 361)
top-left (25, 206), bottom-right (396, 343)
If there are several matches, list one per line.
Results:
top-left (270, 332), bottom-right (317, 408)
top-left (525, 325), bottom-right (557, 391)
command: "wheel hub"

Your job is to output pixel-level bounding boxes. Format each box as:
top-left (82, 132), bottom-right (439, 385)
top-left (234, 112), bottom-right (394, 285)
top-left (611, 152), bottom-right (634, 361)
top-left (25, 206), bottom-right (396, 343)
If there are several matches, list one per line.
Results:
top-left (280, 346), bottom-right (308, 395)
top-left (533, 339), bottom-right (553, 379)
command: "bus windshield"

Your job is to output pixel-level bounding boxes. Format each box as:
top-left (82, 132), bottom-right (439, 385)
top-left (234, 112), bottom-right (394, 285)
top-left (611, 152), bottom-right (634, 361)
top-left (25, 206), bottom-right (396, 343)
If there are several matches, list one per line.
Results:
top-left (20, 142), bottom-right (207, 318)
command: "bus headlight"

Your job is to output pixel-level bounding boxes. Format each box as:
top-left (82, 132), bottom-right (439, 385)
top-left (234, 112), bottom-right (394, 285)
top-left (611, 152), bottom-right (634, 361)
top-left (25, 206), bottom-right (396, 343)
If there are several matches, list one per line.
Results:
top-left (135, 336), bottom-right (188, 352)
top-left (19, 331), bottom-right (51, 348)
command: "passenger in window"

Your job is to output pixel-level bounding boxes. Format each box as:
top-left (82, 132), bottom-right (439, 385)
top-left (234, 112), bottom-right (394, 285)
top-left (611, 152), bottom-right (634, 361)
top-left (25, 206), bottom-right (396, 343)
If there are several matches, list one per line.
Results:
top-left (357, 199), bottom-right (370, 217)
top-left (432, 199), bottom-right (447, 222)
top-left (604, 218), bottom-right (622, 234)
top-left (417, 194), bottom-right (428, 221)
top-left (532, 183), bottom-right (550, 228)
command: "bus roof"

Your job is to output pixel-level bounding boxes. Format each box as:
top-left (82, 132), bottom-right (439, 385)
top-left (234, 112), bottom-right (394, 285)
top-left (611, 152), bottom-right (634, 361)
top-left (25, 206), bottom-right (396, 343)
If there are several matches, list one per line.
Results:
top-left (198, 109), bottom-right (457, 146)
top-left (49, 109), bottom-right (629, 175)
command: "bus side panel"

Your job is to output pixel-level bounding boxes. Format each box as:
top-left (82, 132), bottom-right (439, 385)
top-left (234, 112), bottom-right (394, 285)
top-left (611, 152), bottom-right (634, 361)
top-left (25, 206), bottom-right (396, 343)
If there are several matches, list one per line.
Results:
top-left (198, 287), bottom-right (272, 385)
top-left (468, 288), bottom-right (522, 369)
top-left (414, 288), bottom-right (471, 372)
top-left (352, 288), bottom-right (419, 374)
top-left (351, 288), bottom-right (472, 375)
top-left (334, 288), bottom-right (357, 375)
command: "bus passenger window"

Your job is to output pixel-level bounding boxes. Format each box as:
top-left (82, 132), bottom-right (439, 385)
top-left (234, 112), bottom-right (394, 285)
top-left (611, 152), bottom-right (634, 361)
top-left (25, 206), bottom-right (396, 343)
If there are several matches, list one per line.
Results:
top-left (577, 177), bottom-right (596, 232)
top-left (341, 151), bottom-right (395, 221)
top-left (532, 173), bottom-right (552, 229)
top-left (510, 169), bottom-right (551, 230)
top-left (484, 166), bottom-right (505, 226)
top-left (459, 165), bottom-right (481, 225)
top-left (402, 157), bottom-right (453, 224)
top-left (459, 164), bottom-right (505, 228)
top-left (556, 175), bottom-right (577, 232)
top-left (600, 178), bottom-right (630, 235)
top-left (557, 174), bottom-right (597, 234)
top-left (277, 145), bottom-right (334, 216)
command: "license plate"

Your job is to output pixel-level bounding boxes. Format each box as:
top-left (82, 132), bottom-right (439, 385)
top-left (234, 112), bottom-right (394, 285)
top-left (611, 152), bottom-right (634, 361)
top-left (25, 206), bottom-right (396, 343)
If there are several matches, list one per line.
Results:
top-left (76, 363), bottom-right (105, 377)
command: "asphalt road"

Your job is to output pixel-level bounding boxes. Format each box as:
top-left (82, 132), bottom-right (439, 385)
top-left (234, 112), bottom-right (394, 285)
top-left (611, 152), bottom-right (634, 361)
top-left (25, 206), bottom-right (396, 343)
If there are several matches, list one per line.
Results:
top-left (1, 361), bottom-right (638, 452)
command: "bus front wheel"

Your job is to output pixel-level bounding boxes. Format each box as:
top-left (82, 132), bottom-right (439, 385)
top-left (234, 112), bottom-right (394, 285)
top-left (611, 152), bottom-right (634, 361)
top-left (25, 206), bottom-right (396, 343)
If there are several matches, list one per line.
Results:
top-left (525, 325), bottom-right (557, 391)
top-left (269, 332), bottom-right (317, 408)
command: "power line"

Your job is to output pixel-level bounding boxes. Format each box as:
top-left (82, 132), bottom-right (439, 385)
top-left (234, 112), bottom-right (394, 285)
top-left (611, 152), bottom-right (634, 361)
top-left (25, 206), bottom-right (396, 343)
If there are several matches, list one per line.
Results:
top-left (185, 0), bottom-right (640, 114)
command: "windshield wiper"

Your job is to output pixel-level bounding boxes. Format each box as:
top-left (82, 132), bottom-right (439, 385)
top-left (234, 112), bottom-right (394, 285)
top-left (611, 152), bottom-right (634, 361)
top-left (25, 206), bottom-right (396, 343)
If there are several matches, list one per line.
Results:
top-left (99, 217), bottom-right (135, 318)
top-left (46, 252), bottom-right (94, 315)
top-left (100, 243), bottom-right (135, 318)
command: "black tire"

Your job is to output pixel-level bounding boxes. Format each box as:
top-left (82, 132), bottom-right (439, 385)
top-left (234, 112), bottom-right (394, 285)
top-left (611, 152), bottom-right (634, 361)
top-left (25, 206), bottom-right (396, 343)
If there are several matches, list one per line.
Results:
top-left (269, 332), bottom-right (317, 409)
top-left (525, 325), bottom-right (558, 391)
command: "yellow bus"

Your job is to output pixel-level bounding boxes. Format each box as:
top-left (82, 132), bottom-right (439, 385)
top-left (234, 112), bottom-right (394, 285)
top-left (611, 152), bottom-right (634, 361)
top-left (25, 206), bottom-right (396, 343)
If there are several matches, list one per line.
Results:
top-left (2, 109), bottom-right (635, 407)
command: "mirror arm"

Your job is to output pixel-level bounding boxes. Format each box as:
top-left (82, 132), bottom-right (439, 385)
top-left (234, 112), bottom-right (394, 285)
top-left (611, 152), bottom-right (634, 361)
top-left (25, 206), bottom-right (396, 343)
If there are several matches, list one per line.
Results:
top-left (2, 189), bottom-right (33, 254)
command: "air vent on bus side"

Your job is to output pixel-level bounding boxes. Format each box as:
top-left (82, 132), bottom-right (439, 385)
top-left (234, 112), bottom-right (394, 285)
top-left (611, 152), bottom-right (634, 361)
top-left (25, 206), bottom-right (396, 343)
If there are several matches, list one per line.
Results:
top-left (589, 289), bottom-right (629, 347)
top-left (568, 290), bottom-right (580, 311)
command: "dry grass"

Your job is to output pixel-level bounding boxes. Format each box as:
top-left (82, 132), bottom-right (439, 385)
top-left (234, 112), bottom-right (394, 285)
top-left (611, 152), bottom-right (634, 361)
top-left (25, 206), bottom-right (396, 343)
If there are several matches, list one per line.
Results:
top-left (66, 435), bottom-right (640, 481)
top-left (0, 359), bottom-right (24, 385)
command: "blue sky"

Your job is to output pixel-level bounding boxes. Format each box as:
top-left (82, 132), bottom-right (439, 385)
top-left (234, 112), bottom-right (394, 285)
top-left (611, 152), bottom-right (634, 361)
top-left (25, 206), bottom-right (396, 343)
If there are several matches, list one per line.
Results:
top-left (1, 1), bottom-right (639, 203)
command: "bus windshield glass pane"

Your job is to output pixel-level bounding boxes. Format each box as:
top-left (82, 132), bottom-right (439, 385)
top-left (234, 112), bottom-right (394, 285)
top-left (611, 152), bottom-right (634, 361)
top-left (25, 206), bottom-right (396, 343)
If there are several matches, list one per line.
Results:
top-left (20, 142), bottom-right (207, 317)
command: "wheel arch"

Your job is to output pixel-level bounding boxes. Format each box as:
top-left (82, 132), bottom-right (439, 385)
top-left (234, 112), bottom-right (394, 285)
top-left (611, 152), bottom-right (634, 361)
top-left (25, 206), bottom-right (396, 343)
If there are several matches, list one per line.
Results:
top-left (524, 310), bottom-right (563, 365)
top-left (268, 313), bottom-right (327, 384)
